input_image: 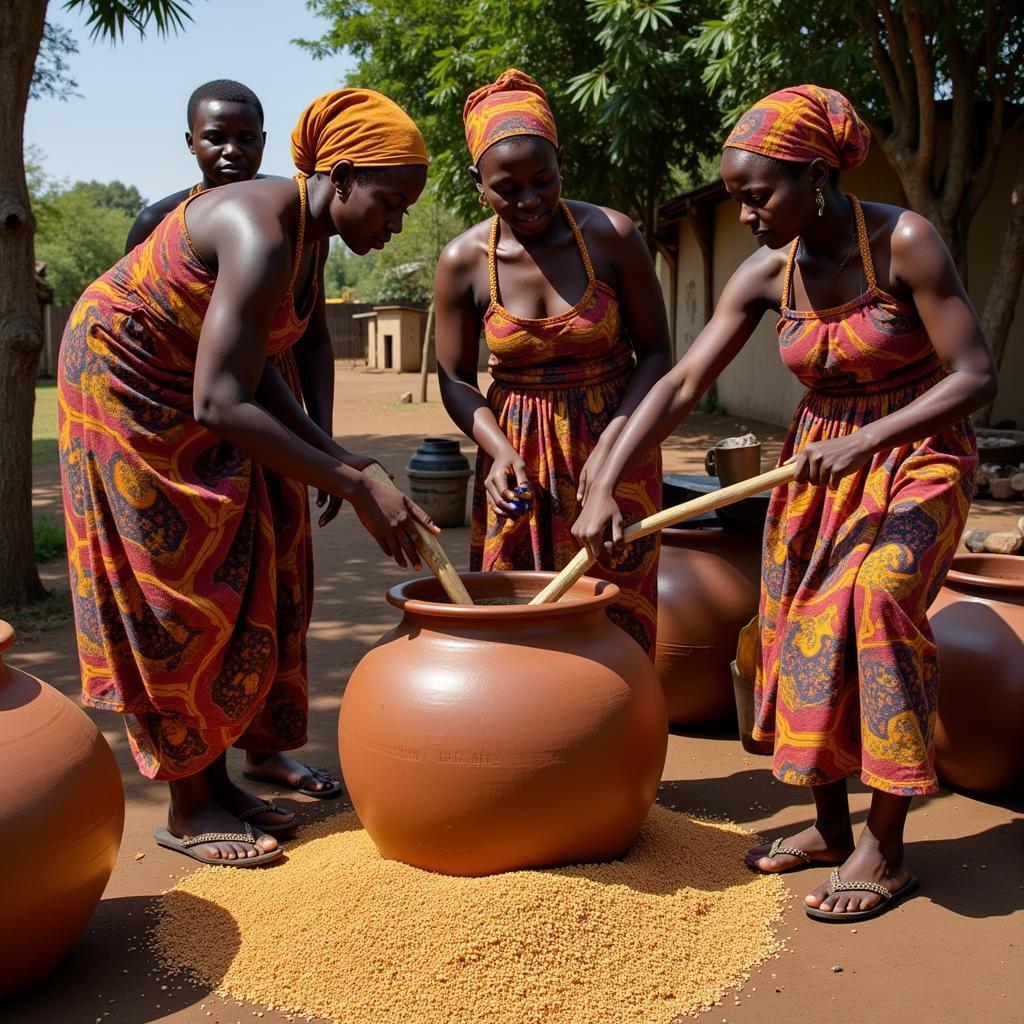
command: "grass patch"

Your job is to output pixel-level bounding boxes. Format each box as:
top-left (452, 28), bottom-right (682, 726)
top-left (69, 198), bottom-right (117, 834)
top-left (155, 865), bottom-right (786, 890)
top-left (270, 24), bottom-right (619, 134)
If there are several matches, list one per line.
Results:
top-left (33, 380), bottom-right (59, 467)
top-left (34, 515), bottom-right (67, 563)
top-left (0, 588), bottom-right (73, 642)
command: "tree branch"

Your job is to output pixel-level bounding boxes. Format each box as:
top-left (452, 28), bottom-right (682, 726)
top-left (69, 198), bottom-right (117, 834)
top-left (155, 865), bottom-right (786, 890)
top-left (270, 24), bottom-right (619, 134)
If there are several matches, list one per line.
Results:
top-left (901, 0), bottom-right (936, 186)
top-left (876, 0), bottom-right (916, 148)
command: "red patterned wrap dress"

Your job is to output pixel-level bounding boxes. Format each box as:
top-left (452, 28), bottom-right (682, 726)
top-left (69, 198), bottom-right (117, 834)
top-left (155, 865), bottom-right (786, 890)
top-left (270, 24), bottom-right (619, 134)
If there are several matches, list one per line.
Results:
top-left (753, 197), bottom-right (977, 796)
top-left (58, 177), bottom-right (316, 780)
top-left (469, 200), bottom-right (662, 655)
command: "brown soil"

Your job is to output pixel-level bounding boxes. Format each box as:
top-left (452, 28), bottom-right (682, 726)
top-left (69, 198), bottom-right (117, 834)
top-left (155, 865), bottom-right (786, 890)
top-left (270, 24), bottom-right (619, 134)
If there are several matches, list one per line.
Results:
top-left (7, 365), bottom-right (1022, 1024)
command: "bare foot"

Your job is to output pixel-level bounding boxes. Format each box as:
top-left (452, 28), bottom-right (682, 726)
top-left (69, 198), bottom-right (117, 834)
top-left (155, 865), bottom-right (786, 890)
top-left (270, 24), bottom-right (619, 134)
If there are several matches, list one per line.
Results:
top-left (805, 836), bottom-right (913, 915)
top-left (243, 751), bottom-right (341, 796)
top-left (166, 801), bottom-right (278, 862)
top-left (746, 823), bottom-right (854, 873)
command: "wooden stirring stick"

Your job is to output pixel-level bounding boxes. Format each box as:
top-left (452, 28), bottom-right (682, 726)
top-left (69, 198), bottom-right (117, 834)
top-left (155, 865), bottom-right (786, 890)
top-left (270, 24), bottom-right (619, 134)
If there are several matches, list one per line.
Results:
top-left (530, 464), bottom-right (797, 605)
top-left (362, 463), bottom-right (475, 605)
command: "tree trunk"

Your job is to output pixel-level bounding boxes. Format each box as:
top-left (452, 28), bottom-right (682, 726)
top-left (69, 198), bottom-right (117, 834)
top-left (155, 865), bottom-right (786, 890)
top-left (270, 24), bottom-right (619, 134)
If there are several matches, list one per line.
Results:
top-left (977, 157), bottom-right (1024, 426)
top-left (418, 300), bottom-right (434, 403)
top-left (0, 0), bottom-right (48, 607)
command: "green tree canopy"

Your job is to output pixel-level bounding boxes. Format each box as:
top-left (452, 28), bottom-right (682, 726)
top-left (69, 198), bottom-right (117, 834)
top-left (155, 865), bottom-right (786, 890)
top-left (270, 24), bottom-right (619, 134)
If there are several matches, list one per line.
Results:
top-left (298, 0), bottom-right (718, 238)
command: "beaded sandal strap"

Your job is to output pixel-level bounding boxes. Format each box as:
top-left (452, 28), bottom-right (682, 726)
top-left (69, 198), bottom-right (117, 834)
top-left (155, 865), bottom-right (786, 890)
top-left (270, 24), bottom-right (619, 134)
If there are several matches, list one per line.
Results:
top-left (768, 837), bottom-right (811, 863)
top-left (180, 823), bottom-right (257, 849)
top-left (828, 868), bottom-right (893, 900)
top-left (237, 801), bottom-right (280, 823)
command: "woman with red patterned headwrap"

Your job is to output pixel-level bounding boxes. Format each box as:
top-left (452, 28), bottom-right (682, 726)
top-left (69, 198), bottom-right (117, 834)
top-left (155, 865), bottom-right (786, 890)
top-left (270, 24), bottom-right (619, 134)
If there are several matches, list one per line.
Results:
top-left (434, 69), bottom-right (673, 656)
top-left (58, 89), bottom-right (435, 866)
top-left (574, 85), bottom-right (996, 922)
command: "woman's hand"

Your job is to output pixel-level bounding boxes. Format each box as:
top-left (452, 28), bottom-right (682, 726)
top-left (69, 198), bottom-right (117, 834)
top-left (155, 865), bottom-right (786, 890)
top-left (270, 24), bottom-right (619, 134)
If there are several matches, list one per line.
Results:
top-left (792, 432), bottom-right (874, 489)
top-left (571, 486), bottom-right (625, 562)
top-left (485, 447), bottom-right (532, 517)
top-left (578, 432), bottom-right (616, 506)
top-left (351, 478), bottom-right (439, 569)
top-left (314, 452), bottom-right (389, 527)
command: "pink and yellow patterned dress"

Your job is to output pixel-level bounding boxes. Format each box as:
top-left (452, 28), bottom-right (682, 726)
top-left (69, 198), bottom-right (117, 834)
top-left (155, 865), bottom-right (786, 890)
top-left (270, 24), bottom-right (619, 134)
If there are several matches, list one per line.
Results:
top-left (753, 197), bottom-right (977, 796)
top-left (470, 200), bottom-right (662, 654)
top-left (58, 176), bottom-right (316, 781)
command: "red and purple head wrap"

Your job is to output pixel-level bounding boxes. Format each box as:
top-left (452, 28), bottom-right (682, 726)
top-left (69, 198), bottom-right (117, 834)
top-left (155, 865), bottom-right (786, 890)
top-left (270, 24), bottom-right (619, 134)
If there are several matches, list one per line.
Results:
top-left (724, 84), bottom-right (870, 170)
top-left (463, 69), bottom-right (558, 165)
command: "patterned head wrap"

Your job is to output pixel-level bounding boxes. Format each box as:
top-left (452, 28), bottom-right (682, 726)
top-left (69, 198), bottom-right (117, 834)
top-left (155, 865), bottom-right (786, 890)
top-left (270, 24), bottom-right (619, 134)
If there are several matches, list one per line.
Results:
top-left (463, 69), bottom-right (558, 165)
top-left (291, 89), bottom-right (428, 175)
top-left (724, 84), bottom-right (870, 170)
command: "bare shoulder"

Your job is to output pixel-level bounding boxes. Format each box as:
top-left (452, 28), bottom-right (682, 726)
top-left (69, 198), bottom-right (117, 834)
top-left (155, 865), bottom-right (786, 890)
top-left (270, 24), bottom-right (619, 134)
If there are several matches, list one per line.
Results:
top-left (437, 218), bottom-right (491, 274)
top-left (567, 200), bottom-right (638, 242)
top-left (729, 242), bottom-right (788, 309)
top-left (859, 200), bottom-right (937, 252)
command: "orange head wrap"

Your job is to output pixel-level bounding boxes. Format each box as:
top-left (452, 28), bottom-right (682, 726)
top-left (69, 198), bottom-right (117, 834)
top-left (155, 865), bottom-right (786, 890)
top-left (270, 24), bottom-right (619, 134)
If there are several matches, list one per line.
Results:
top-left (463, 69), bottom-right (558, 165)
top-left (724, 84), bottom-right (870, 170)
top-left (291, 89), bottom-right (428, 175)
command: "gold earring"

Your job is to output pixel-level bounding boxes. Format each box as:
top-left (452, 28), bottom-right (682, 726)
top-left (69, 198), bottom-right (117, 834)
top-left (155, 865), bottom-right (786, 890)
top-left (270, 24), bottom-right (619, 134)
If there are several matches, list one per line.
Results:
top-left (478, 191), bottom-right (488, 208)
top-left (815, 189), bottom-right (825, 217)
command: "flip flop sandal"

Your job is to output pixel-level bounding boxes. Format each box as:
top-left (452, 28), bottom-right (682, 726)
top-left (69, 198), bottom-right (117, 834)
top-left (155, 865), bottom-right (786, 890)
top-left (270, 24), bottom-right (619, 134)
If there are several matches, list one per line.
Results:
top-left (747, 837), bottom-right (846, 874)
top-left (237, 799), bottom-right (296, 835)
top-left (153, 824), bottom-right (283, 867)
top-left (242, 763), bottom-right (343, 800)
top-left (805, 868), bottom-right (920, 923)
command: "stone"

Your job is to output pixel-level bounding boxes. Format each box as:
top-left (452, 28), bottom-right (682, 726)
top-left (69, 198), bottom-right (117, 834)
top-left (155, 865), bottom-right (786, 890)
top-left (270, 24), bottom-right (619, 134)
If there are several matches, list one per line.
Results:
top-left (398, 391), bottom-right (413, 404)
top-left (1010, 472), bottom-right (1024, 494)
top-left (963, 530), bottom-right (990, 553)
top-left (1018, 516), bottom-right (1024, 537)
top-left (989, 478), bottom-right (1016, 500)
top-left (983, 532), bottom-right (1023, 555)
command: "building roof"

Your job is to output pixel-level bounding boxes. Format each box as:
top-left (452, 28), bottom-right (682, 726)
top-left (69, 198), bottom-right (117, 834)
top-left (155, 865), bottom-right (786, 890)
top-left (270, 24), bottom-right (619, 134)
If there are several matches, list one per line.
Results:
top-left (658, 179), bottom-right (728, 228)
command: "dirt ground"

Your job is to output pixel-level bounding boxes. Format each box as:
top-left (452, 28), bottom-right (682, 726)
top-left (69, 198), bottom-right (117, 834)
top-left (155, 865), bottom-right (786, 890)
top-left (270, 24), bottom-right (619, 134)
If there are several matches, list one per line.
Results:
top-left (7, 365), bottom-right (1022, 1024)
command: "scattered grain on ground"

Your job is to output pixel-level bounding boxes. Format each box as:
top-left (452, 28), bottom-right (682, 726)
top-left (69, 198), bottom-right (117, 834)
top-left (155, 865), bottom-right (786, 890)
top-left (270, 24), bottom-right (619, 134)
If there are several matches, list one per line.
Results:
top-left (152, 806), bottom-right (785, 1024)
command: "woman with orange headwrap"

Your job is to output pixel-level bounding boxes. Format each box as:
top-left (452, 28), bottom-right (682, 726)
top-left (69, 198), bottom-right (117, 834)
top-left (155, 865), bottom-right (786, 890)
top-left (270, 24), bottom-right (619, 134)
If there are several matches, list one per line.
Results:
top-left (574, 85), bottom-right (996, 922)
top-left (434, 69), bottom-right (672, 655)
top-left (58, 89), bottom-right (434, 866)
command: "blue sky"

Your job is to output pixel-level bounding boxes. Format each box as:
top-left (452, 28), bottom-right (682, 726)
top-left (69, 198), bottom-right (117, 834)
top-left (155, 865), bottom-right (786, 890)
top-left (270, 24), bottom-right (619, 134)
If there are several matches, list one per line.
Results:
top-left (26, 0), bottom-right (355, 204)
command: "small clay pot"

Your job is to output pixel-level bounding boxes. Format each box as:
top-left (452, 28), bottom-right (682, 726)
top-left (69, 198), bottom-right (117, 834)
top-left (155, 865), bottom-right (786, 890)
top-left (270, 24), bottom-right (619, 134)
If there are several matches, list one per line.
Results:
top-left (0, 620), bottom-right (125, 1000)
top-left (339, 572), bottom-right (668, 876)
top-left (406, 437), bottom-right (473, 528)
top-left (655, 528), bottom-right (762, 726)
top-left (929, 554), bottom-right (1024, 794)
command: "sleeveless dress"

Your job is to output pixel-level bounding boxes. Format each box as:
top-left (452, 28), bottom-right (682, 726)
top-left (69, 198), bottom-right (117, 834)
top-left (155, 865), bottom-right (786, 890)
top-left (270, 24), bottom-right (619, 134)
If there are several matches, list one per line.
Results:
top-left (470, 200), bottom-right (662, 655)
top-left (58, 176), bottom-right (318, 780)
top-left (752, 197), bottom-right (977, 796)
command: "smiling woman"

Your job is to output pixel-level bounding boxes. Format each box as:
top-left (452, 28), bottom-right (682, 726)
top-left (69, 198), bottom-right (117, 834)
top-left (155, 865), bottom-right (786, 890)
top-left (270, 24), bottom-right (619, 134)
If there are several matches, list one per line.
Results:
top-left (57, 88), bottom-right (434, 869)
top-left (433, 69), bottom-right (673, 657)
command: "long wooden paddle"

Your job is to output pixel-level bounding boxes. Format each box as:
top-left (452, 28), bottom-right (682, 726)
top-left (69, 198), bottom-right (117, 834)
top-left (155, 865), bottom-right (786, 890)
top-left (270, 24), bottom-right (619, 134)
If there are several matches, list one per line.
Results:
top-left (530, 464), bottom-right (796, 605)
top-left (362, 463), bottom-right (474, 605)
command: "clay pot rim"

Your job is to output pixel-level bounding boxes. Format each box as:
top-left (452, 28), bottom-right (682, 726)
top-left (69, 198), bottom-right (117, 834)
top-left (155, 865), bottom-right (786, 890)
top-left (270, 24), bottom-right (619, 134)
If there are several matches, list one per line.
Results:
top-left (387, 570), bottom-right (620, 619)
top-left (0, 619), bottom-right (13, 657)
top-left (945, 553), bottom-right (1024, 592)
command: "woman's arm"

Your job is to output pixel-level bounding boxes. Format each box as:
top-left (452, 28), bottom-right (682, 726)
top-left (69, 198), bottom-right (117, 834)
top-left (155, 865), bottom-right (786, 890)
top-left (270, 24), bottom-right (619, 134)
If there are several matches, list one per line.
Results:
top-left (192, 198), bottom-right (434, 567)
top-left (792, 211), bottom-right (997, 489)
top-left (577, 208), bottom-right (673, 502)
top-left (572, 254), bottom-right (775, 556)
top-left (434, 235), bottom-right (530, 516)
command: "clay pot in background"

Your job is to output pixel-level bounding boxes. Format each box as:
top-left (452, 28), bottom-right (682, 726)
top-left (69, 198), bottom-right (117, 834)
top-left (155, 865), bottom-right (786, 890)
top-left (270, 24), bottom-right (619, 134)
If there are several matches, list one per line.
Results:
top-left (0, 620), bottom-right (124, 1001)
top-left (929, 554), bottom-right (1024, 795)
top-left (655, 528), bottom-right (762, 726)
top-left (339, 572), bottom-right (668, 876)
top-left (405, 437), bottom-right (473, 528)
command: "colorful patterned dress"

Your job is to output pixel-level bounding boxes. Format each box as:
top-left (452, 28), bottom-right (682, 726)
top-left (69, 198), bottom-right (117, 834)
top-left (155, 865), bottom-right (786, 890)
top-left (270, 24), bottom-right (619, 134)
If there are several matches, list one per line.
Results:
top-left (752, 197), bottom-right (977, 796)
top-left (469, 200), bottom-right (662, 654)
top-left (58, 176), bottom-right (317, 781)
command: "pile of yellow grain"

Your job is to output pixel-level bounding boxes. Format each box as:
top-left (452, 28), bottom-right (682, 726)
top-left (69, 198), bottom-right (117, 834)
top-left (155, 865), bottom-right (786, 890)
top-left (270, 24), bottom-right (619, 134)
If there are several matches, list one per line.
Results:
top-left (152, 806), bottom-right (785, 1024)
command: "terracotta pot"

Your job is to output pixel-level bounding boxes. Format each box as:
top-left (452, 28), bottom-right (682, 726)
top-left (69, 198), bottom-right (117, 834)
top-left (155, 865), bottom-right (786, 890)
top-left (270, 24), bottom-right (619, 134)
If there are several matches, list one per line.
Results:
top-left (929, 554), bottom-right (1024, 794)
top-left (339, 572), bottom-right (668, 876)
top-left (655, 528), bottom-right (762, 726)
top-left (0, 620), bottom-right (124, 1000)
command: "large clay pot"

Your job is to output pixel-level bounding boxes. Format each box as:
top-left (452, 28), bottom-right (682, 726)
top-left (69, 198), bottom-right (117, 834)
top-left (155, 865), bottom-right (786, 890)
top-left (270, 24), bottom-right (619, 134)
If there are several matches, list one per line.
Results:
top-left (339, 572), bottom-right (668, 876)
top-left (929, 554), bottom-right (1024, 794)
top-left (655, 527), bottom-right (762, 726)
top-left (0, 620), bottom-right (124, 1000)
